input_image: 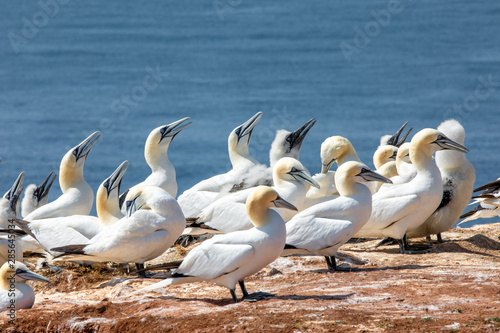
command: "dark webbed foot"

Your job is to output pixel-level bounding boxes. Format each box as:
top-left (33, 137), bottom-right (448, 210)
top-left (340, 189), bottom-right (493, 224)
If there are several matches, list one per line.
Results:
top-left (398, 235), bottom-right (432, 254)
top-left (136, 263), bottom-right (148, 278)
top-left (324, 256), bottom-right (337, 270)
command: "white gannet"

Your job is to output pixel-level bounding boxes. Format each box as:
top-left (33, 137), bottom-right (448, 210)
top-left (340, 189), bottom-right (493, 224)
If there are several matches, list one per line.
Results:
top-left (187, 157), bottom-right (319, 234)
top-left (408, 120), bottom-right (475, 241)
top-left (368, 145), bottom-right (398, 194)
top-left (14, 161), bottom-right (129, 254)
top-left (178, 112), bottom-right (263, 218)
top-left (283, 162), bottom-right (392, 270)
top-left (320, 136), bottom-right (361, 174)
top-left (353, 129), bottom-right (469, 253)
top-left (51, 185), bottom-right (185, 277)
top-left (0, 172), bottom-right (24, 229)
top-left (389, 142), bottom-right (417, 185)
top-left (24, 132), bottom-right (101, 220)
top-left (0, 261), bottom-right (50, 312)
top-left (121, 118), bottom-right (191, 202)
top-left (459, 178), bottom-right (500, 223)
top-left (135, 186), bottom-right (296, 303)
top-left (21, 171), bottom-right (56, 218)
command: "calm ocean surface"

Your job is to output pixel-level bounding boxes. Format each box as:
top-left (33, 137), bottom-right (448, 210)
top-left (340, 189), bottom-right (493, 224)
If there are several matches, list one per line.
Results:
top-left (1, 1), bottom-right (499, 226)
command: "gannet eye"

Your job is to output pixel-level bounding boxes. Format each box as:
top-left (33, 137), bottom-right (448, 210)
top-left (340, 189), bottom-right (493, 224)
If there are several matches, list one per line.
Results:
top-left (234, 127), bottom-right (241, 136)
top-left (72, 149), bottom-right (78, 156)
top-left (103, 181), bottom-right (110, 189)
top-left (290, 167), bottom-right (299, 173)
top-left (126, 201), bottom-right (132, 209)
top-left (160, 127), bottom-right (167, 136)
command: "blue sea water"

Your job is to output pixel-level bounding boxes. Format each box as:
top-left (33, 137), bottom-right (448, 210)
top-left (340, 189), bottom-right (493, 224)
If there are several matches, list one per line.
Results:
top-left (0, 0), bottom-right (499, 227)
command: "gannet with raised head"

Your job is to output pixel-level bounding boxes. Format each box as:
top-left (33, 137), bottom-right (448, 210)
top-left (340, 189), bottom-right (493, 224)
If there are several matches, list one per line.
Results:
top-left (283, 162), bottom-right (392, 270)
top-left (121, 118), bottom-right (191, 201)
top-left (178, 112), bottom-right (263, 218)
top-left (24, 132), bottom-right (101, 220)
top-left (459, 178), bottom-right (500, 224)
top-left (0, 261), bottom-right (50, 312)
top-left (135, 186), bottom-right (296, 303)
top-left (408, 120), bottom-right (475, 241)
top-left (14, 161), bottom-right (129, 253)
top-left (51, 185), bottom-right (185, 276)
top-left (186, 157), bottom-right (319, 234)
top-left (354, 128), bottom-right (469, 253)
top-left (21, 171), bottom-right (56, 218)
top-left (0, 172), bottom-right (24, 229)
top-left (379, 121), bottom-right (413, 148)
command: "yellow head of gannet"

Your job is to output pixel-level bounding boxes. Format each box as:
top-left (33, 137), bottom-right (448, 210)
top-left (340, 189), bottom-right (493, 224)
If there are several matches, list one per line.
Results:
top-left (59, 131), bottom-right (101, 192)
top-left (0, 261), bottom-right (50, 312)
top-left (373, 145), bottom-right (398, 170)
top-left (320, 136), bottom-right (360, 174)
top-left (96, 161), bottom-right (129, 225)
top-left (336, 161), bottom-right (392, 196)
top-left (227, 112), bottom-right (262, 168)
top-left (246, 185), bottom-right (298, 228)
top-left (273, 157), bottom-right (320, 189)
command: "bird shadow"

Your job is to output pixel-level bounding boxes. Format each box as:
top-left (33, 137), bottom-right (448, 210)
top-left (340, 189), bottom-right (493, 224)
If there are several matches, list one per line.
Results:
top-left (432, 234), bottom-right (500, 259)
top-left (308, 264), bottom-right (432, 274)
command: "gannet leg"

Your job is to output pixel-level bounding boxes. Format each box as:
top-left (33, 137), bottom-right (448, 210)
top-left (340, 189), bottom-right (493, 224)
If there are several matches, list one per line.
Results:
top-left (398, 234), bottom-right (432, 254)
top-left (230, 289), bottom-right (239, 303)
top-left (238, 280), bottom-right (249, 298)
top-left (324, 256), bottom-right (336, 271)
top-left (136, 263), bottom-right (147, 278)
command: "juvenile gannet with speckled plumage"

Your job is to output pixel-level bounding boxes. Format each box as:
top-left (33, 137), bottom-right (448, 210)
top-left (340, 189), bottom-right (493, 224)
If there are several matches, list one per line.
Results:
top-left (354, 129), bottom-right (469, 254)
top-left (14, 161), bottom-right (129, 253)
top-left (178, 112), bottom-right (263, 218)
top-left (283, 162), bottom-right (391, 270)
top-left (121, 118), bottom-right (191, 203)
top-left (51, 186), bottom-right (185, 276)
top-left (185, 157), bottom-right (319, 234)
top-left (0, 261), bottom-right (49, 312)
top-left (24, 132), bottom-right (101, 221)
top-left (135, 186), bottom-right (296, 303)
top-left (408, 120), bottom-right (475, 241)
top-left (21, 172), bottom-right (56, 218)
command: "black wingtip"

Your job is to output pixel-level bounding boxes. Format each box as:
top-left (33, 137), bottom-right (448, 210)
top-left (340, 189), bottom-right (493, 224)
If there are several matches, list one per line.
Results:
top-left (50, 244), bottom-right (87, 255)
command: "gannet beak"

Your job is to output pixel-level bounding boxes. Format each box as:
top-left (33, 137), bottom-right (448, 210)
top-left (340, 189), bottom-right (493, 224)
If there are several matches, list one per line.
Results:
top-left (15, 268), bottom-right (50, 283)
top-left (433, 134), bottom-right (469, 153)
top-left (272, 195), bottom-right (298, 211)
top-left (289, 168), bottom-right (321, 189)
top-left (396, 127), bottom-right (413, 147)
top-left (4, 172), bottom-right (24, 210)
top-left (74, 131), bottom-right (101, 161)
top-left (105, 161), bottom-right (129, 195)
top-left (236, 112), bottom-right (263, 142)
top-left (321, 158), bottom-right (336, 174)
top-left (159, 117), bottom-right (192, 143)
top-left (34, 171), bottom-right (57, 203)
top-left (286, 118), bottom-right (316, 151)
top-left (387, 122), bottom-right (411, 147)
top-left (357, 168), bottom-right (393, 184)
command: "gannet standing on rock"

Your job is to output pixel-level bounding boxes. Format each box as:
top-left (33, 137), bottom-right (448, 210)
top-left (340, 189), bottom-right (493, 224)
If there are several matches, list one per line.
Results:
top-left (408, 120), bottom-right (475, 242)
top-left (135, 186), bottom-right (296, 303)
top-left (51, 186), bottom-right (185, 277)
top-left (283, 162), bottom-right (392, 270)
top-left (354, 129), bottom-right (469, 254)
top-left (21, 171), bottom-right (56, 218)
top-left (186, 157), bottom-right (319, 234)
top-left (14, 161), bottom-right (130, 253)
top-left (24, 132), bottom-right (101, 220)
top-left (0, 261), bottom-right (50, 312)
top-left (178, 112), bottom-right (263, 219)
top-left (121, 118), bottom-right (191, 202)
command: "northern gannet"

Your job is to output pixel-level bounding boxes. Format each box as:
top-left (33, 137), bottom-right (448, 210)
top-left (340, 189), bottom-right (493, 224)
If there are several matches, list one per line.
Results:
top-left (178, 112), bottom-right (263, 218)
top-left (460, 178), bottom-right (500, 224)
top-left (320, 136), bottom-right (361, 174)
top-left (135, 186), bottom-right (296, 303)
top-left (389, 142), bottom-right (417, 185)
top-left (121, 117), bottom-right (191, 201)
top-left (51, 185), bottom-right (185, 276)
top-left (283, 162), bottom-right (391, 270)
top-left (24, 132), bottom-right (101, 220)
top-left (21, 171), bottom-right (56, 218)
top-left (186, 157), bottom-right (319, 234)
top-left (353, 129), bottom-right (469, 253)
top-left (0, 261), bottom-right (49, 312)
top-left (0, 172), bottom-right (24, 228)
top-left (408, 120), bottom-right (475, 241)
top-left (14, 161), bottom-right (129, 253)
top-left (368, 145), bottom-right (398, 193)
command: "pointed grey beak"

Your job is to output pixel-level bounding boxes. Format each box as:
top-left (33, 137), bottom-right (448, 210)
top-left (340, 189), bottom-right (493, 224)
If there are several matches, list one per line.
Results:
top-left (236, 112), bottom-right (263, 141)
top-left (104, 161), bottom-right (129, 195)
top-left (286, 118), bottom-right (316, 152)
top-left (321, 158), bottom-right (336, 174)
top-left (358, 168), bottom-right (393, 184)
top-left (4, 172), bottom-right (24, 211)
top-left (159, 117), bottom-right (192, 143)
top-left (289, 168), bottom-right (321, 189)
top-left (271, 195), bottom-right (297, 211)
top-left (15, 268), bottom-right (50, 283)
top-left (387, 122), bottom-right (412, 147)
top-left (74, 131), bottom-right (101, 161)
top-left (396, 127), bottom-right (413, 147)
top-left (433, 134), bottom-right (469, 153)
top-left (34, 171), bottom-right (56, 203)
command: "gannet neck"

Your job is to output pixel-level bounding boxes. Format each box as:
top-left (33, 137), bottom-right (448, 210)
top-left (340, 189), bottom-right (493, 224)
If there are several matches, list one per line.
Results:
top-left (246, 186), bottom-right (277, 228)
top-left (228, 134), bottom-right (258, 169)
top-left (144, 129), bottom-right (172, 173)
top-left (59, 151), bottom-right (85, 192)
top-left (270, 130), bottom-right (295, 168)
top-left (409, 129), bottom-right (440, 172)
top-left (335, 161), bottom-right (365, 196)
top-left (96, 185), bottom-right (121, 225)
top-left (373, 146), bottom-right (398, 170)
